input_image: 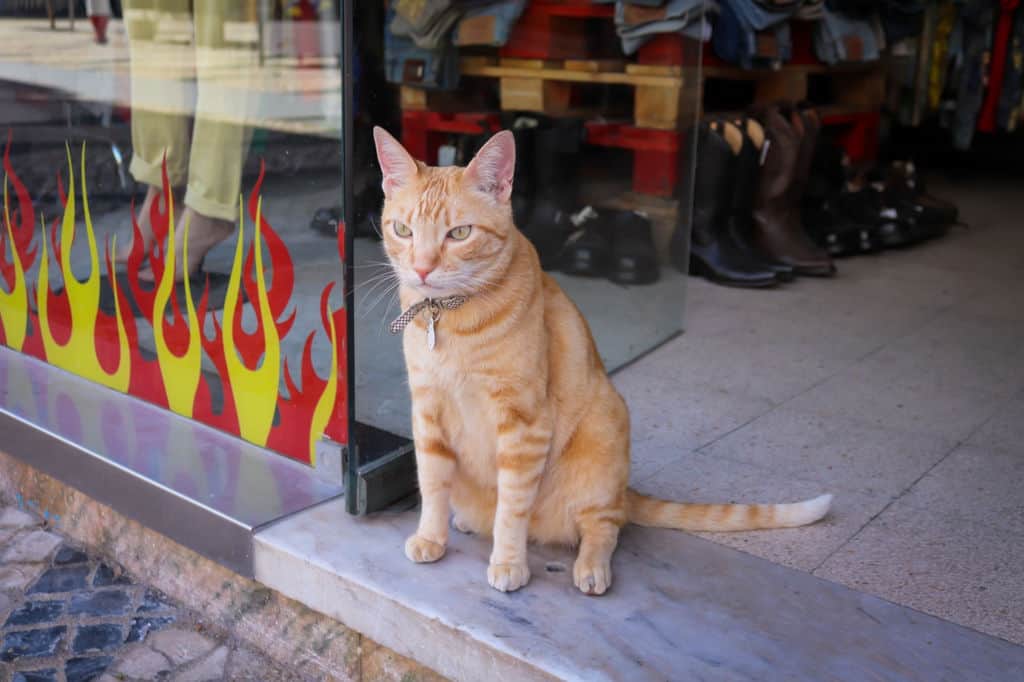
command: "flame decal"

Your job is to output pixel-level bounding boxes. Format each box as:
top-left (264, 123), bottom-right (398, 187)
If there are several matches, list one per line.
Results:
top-left (151, 165), bottom-right (203, 417)
top-left (223, 196), bottom-right (280, 446)
top-left (0, 134), bottom-right (347, 464)
top-left (308, 284), bottom-right (339, 463)
top-left (0, 180), bottom-right (28, 350)
top-left (36, 145), bottom-right (131, 393)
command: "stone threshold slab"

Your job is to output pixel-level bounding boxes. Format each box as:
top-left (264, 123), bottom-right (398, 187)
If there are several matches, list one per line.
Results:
top-left (254, 498), bottom-right (1024, 682)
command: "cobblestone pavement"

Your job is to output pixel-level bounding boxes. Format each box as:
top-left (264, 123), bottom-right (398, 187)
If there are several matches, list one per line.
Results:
top-left (0, 506), bottom-right (299, 681)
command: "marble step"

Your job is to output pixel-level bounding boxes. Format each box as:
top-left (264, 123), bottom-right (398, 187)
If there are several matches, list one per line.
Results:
top-left (254, 498), bottom-right (1024, 682)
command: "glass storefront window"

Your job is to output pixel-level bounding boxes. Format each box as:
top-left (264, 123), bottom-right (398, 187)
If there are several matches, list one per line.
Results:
top-left (348, 1), bottom-right (703, 510)
top-left (0, 1), bottom-right (348, 471)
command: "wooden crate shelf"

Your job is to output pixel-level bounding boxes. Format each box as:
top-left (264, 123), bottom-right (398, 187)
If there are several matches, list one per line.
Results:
top-left (459, 57), bottom-right (687, 129)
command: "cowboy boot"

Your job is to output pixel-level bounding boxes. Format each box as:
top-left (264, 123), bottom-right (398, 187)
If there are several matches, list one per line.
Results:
top-left (671, 121), bottom-right (779, 288)
top-left (752, 104), bottom-right (836, 276)
top-left (727, 117), bottom-right (795, 281)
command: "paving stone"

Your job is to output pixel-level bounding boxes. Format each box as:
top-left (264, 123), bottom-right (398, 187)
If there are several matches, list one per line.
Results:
top-left (149, 628), bottom-right (217, 666)
top-left (227, 648), bottom-right (266, 681)
top-left (1, 626), bottom-right (66, 662)
top-left (111, 645), bottom-right (173, 679)
top-left (28, 565), bottom-right (91, 594)
top-left (176, 645), bottom-right (229, 682)
top-left (53, 546), bottom-right (89, 566)
top-left (0, 565), bottom-right (41, 591)
top-left (1, 531), bottom-right (63, 564)
top-left (68, 590), bottom-right (132, 617)
top-left (92, 564), bottom-right (132, 588)
top-left (12, 669), bottom-right (58, 682)
top-left (65, 655), bottom-right (114, 682)
top-left (0, 508), bottom-right (39, 529)
top-left (0, 527), bottom-right (20, 545)
top-left (136, 588), bottom-right (175, 613)
top-left (126, 616), bottom-right (177, 644)
top-left (4, 600), bottom-right (65, 627)
top-left (72, 624), bottom-right (124, 655)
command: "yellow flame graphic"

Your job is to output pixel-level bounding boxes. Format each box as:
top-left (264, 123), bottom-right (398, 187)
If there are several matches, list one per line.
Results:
top-left (0, 179), bottom-right (27, 351)
top-left (152, 203), bottom-right (203, 417)
top-left (223, 196), bottom-right (280, 446)
top-left (309, 310), bottom-right (338, 464)
top-left (36, 145), bottom-right (131, 393)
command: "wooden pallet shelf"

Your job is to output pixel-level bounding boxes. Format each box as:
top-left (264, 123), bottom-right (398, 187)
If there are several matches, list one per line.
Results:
top-left (459, 58), bottom-right (685, 88)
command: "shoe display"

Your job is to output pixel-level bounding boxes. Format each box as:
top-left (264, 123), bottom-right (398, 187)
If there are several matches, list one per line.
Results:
top-left (606, 209), bottom-right (660, 285)
top-left (751, 104), bottom-right (837, 277)
top-left (803, 137), bottom-right (880, 256)
top-left (672, 121), bottom-right (780, 288)
top-left (877, 160), bottom-right (958, 238)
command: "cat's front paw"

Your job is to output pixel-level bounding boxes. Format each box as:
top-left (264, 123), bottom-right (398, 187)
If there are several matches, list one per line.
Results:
top-left (487, 562), bottom-right (531, 592)
top-left (573, 558), bottom-right (612, 596)
top-left (405, 535), bottom-right (446, 563)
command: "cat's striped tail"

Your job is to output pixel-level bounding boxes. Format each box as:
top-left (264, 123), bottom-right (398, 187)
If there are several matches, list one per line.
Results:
top-left (626, 489), bottom-right (833, 532)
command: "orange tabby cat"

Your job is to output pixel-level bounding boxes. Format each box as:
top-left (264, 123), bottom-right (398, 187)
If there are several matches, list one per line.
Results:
top-left (373, 127), bottom-right (832, 595)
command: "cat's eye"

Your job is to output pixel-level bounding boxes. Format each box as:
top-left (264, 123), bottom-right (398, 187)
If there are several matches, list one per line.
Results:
top-left (447, 225), bottom-right (472, 241)
top-left (393, 221), bottom-right (412, 238)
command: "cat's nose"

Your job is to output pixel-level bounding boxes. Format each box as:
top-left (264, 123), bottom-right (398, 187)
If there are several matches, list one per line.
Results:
top-left (414, 267), bottom-right (434, 283)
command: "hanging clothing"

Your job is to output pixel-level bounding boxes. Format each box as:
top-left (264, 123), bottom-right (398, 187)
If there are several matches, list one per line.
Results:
top-left (996, 3), bottom-right (1024, 129)
top-left (952, 0), bottom-right (996, 149)
top-left (978, 0), bottom-right (1020, 132)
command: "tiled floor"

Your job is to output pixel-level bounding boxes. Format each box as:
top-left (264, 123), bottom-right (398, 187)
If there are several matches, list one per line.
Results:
top-left (619, 176), bottom-right (1024, 646)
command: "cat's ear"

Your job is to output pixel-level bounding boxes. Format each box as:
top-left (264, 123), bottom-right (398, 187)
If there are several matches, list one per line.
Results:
top-left (464, 130), bottom-right (515, 203)
top-left (374, 126), bottom-right (418, 197)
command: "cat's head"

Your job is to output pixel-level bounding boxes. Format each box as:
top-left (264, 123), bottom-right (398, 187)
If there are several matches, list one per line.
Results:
top-left (373, 127), bottom-right (518, 299)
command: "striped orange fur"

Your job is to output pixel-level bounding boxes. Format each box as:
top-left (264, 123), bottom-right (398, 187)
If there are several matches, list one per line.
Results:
top-left (373, 127), bottom-right (833, 595)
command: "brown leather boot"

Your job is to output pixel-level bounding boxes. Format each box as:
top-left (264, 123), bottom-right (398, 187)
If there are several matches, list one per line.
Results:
top-left (752, 104), bottom-right (836, 277)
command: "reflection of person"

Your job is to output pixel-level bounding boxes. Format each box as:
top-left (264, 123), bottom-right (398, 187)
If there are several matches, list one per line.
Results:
top-left (120, 0), bottom-right (257, 282)
top-left (86, 0), bottom-right (111, 44)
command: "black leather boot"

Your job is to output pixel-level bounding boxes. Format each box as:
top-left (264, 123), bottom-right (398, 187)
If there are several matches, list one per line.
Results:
top-left (520, 117), bottom-right (583, 270)
top-left (671, 121), bottom-right (779, 288)
top-left (727, 118), bottom-right (795, 281)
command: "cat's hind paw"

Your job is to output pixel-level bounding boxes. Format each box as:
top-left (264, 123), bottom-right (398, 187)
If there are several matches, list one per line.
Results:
top-left (487, 562), bottom-right (531, 592)
top-left (451, 514), bottom-right (474, 534)
top-left (573, 558), bottom-right (612, 596)
top-left (405, 534), bottom-right (446, 563)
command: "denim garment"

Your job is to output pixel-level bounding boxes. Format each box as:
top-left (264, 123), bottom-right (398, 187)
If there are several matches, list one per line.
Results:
top-left (614, 0), bottom-right (717, 54)
top-left (714, 0), bottom-right (794, 67)
top-left (454, 0), bottom-right (527, 47)
top-left (725, 0), bottom-right (800, 31)
top-left (813, 4), bottom-right (882, 64)
top-left (390, 1), bottom-right (463, 50)
top-left (952, 0), bottom-right (995, 148)
top-left (385, 10), bottom-right (460, 90)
